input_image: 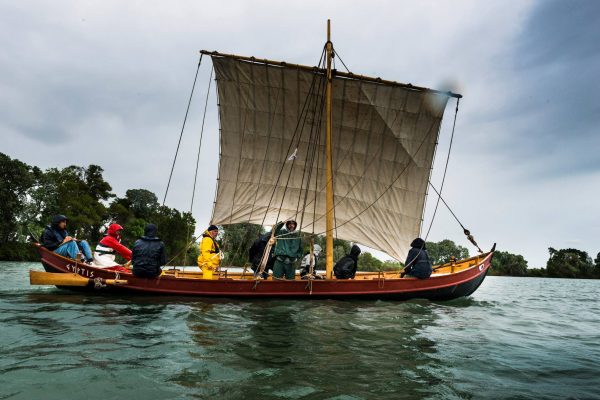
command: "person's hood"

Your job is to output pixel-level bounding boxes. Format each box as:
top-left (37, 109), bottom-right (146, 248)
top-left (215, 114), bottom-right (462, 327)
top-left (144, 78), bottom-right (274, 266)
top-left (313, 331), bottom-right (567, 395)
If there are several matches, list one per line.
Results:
top-left (350, 244), bottom-right (361, 259)
top-left (410, 238), bottom-right (426, 249)
top-left (313, 244), bottom-right (322, 256)
top-left (107, 223), bottom-right (123, 238)
top-left (51, 215), bottom-right (68, 228)
top-left (143, 224), bottom-right (158, 238)
top-left (285, 220), bottom-right (297, 232)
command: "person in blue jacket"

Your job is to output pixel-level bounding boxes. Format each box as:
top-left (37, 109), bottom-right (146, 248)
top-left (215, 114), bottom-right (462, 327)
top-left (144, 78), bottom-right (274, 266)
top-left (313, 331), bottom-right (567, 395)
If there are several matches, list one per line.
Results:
top-left (403, 238), bottom-right (432, 279)
top-left (41, 214), bottom-right (93, 263)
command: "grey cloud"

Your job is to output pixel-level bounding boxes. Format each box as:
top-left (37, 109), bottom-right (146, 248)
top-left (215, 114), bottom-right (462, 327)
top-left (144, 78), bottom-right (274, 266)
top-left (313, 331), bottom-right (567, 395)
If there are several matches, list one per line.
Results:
top-left (494, 0), bottom-right (600, 179)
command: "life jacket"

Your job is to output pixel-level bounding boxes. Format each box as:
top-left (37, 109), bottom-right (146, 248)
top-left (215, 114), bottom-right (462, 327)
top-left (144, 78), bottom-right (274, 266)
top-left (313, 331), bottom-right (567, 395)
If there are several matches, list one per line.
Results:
top-left (197, 230), bottom-right (221, 270)
top-left (93, 243), bottom-right (117, 268)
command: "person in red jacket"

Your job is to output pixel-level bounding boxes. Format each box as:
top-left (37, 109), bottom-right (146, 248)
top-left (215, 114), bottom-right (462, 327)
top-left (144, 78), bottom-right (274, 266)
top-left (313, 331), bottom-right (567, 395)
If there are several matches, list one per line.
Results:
top-left (93, 223), bottom-right (132, 268)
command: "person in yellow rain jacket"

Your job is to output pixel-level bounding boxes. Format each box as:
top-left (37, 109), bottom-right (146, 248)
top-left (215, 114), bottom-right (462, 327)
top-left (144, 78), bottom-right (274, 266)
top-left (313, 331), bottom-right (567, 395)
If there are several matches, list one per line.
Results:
top-left (197, 225), bottom-right (221, 278)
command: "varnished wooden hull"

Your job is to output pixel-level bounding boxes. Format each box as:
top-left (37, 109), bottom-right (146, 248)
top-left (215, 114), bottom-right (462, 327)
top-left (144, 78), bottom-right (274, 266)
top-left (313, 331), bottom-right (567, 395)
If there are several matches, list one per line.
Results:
top-left (36, 245), bottom-right (492, 300)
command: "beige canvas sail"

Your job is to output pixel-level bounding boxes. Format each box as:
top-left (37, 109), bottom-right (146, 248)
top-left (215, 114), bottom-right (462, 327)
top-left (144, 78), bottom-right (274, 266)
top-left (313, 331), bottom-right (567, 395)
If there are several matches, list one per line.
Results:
top-left (209, 54), bottom-right (450, 261)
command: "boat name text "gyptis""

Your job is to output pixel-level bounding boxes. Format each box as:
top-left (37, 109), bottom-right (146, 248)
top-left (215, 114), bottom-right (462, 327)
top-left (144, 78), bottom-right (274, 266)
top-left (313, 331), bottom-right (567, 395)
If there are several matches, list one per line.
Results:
top-left (65, 264), bottom-right (95, 278)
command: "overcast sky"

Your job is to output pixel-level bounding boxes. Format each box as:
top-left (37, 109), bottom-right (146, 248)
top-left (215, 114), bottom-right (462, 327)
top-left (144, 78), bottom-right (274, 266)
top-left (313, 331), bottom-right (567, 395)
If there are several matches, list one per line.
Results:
top-left (2, 0), bottom-right (599, 267)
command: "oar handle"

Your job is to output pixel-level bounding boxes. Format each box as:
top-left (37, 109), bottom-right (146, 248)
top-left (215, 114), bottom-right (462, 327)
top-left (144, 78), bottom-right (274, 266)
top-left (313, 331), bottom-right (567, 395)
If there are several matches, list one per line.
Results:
top-left (29, 271), bottom-right (129, 287)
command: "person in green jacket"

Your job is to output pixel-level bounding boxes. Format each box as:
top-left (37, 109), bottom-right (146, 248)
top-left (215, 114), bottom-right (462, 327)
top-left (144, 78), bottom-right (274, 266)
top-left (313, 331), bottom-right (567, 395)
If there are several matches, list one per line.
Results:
top-left (272, 220), bottom-right (303, 279)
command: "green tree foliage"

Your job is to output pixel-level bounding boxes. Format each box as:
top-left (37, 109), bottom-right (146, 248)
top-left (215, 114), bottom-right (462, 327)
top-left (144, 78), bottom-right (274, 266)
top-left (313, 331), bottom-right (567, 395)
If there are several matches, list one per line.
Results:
top-left (546, 247), bottom-right (595, 279)
top-left (220, 223), bottom-right (264, 267)
top-left (425, 239), bottom-right (469, 265)
top-left (357, 252), bottom-right (383, 272)
top-left (107, 189), bottom-right (196, 266)
top-left (0, 153), bottom-right (38, 243)
top-left (526, 268), bottom-right (547, 278)
top-left (30, 165), bottom-right (113, 242)
top-left (382, 260), bottom-right (404, 271)
top-left (490, 251), bottom-right (528, 276)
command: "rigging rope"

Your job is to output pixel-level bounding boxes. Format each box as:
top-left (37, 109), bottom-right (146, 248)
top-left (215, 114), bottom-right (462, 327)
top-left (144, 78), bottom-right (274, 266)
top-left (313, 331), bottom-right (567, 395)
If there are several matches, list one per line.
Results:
top-left (426, 182), bottom-right (483, 253)
top-left (288, 82), bottom-right (404, 232)
top-left (423, 97), bottom-right (460, 240)
top-left (182, 67), bottom-right (214, 265)
top-left (260, 46), bottom-right (326, 227)
top-left (190, 67), bottom-right (214, 215)
top-left (225, 47), bottom-right (326, 267)
top-left (333, 47), bottom-right (352, 73)
top-left (163, 54), bottom-right (203, 206)
top-left (164, 63), bottom-right (213, 266)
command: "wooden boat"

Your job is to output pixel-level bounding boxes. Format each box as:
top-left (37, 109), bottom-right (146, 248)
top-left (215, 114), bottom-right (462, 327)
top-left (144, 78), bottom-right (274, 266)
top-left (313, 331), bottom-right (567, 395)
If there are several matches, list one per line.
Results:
top-left (35, 243), bottom-right (493, 300)
top-left (33, 20), bottom-right (494, 300)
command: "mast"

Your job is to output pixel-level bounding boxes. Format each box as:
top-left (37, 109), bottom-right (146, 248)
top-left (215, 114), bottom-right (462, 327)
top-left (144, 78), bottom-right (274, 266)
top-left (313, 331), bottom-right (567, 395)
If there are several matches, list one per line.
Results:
top-left (325, 19), bottom-right (334, 279)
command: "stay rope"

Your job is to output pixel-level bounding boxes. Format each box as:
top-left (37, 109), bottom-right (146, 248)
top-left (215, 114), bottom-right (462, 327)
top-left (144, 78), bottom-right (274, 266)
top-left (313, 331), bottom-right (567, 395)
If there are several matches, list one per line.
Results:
top-left (166, 65), bottom-right (214, 267)
top-left (163, 54), bottom-right (203, 206)
top-left (423, 98), bottom-right (460, 241)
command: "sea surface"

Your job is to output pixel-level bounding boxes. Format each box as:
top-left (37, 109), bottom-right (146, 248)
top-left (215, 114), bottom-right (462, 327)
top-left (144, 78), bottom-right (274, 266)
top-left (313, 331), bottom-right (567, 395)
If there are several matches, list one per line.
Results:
top-left (0, 262), bottom-right (598, 400)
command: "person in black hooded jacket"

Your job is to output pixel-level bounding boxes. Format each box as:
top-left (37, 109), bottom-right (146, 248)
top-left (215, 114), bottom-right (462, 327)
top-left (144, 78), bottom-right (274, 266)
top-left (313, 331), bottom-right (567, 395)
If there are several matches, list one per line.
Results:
top-left (334, 244), bottom-right (361, 279)
top-left (248, 232), bottom-right (274, 278)
top-left (403, 238), bottom-right (432, 279)
top-left (132, 224), bottom-right (166, 278)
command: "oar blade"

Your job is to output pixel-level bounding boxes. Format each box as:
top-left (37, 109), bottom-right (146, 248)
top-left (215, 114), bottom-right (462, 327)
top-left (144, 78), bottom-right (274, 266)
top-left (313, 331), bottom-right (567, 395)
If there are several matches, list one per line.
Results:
top-left (29, 270), bottom-right (90, 287)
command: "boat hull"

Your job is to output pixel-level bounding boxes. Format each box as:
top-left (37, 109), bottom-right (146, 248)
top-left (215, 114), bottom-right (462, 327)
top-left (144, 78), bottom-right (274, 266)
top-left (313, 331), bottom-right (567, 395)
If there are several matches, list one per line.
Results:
top-left (36, 245), bottom-right (492, 301)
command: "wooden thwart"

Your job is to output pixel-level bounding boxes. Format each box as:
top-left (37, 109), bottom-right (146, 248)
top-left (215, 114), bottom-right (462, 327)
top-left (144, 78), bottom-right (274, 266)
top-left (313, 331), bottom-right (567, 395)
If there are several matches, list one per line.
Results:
top-left (29, 270), bottom-right (128, 287)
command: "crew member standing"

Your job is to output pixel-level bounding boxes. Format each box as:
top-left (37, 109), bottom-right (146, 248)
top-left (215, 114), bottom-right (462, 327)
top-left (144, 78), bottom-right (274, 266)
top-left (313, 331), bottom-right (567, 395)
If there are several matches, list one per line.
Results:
top-left (272, 220), bottom-right (303, 280)
top-left (198, 225), bottom-right (221, 279)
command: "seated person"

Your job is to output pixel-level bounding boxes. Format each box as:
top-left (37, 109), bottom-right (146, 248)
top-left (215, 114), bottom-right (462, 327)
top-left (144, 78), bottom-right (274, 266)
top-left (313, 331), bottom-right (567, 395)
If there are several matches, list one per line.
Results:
top-left (300, 244), bottom-right (323, 279)
top-left (333, 244), bottom-right (361, 279)
top-left (403, 238), bottom-right (432, 279)
top-left (248, 232), bottom-right (274, 278)
top-left (41, 214), bottom-right (93, 263)
top-left (132, 224), bottom-right (166, 278)
top-left (93, 223), bottom-right (132, 268)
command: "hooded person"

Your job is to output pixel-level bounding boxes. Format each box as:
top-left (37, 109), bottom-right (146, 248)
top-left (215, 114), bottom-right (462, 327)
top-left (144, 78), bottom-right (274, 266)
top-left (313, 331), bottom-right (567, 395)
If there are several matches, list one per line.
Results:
top-left (248, 231), bottom-right (275, 279)
top-left (132, 224), bottom-right (166, 278)
top-left (197, 224), bottom-right (221, 279)
top-left (333, 244), bottom-right (362, 279)
top-left (300, 244), bottom-right (323, 279)
top-left (41, 214), bottom-right (93, 263)
top-left (402, 238), bottom-right (432, 279)
top-left (272, 220), bottom-right (303, 280)
top-left (93, 223), bottom-right (132, 268)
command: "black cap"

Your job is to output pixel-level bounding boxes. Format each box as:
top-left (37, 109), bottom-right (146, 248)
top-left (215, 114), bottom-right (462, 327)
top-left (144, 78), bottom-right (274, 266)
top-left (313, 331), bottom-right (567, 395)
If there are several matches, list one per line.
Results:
top-left (51, 215), bottom-right (68, 227)
top-left (207, 224), bottom-right (218, 232)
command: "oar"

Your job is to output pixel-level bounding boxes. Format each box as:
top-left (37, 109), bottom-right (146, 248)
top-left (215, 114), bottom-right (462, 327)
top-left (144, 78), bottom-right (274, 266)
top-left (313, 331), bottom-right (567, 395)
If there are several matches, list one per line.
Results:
top-left (29, 270), bottom-right (128, 287)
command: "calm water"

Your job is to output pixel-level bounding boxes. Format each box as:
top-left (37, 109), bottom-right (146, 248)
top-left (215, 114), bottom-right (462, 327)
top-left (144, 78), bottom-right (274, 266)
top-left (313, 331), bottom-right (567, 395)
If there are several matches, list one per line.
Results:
top-left (1, 262), bottom-right (598, 400)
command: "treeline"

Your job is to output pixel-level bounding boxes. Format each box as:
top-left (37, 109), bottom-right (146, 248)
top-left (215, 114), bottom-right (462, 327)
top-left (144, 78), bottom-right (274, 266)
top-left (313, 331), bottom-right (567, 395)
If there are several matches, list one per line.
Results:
top-left (491, 248), bottom-right (600, 279)
top-left (2, 152), bottom-right (600, 278)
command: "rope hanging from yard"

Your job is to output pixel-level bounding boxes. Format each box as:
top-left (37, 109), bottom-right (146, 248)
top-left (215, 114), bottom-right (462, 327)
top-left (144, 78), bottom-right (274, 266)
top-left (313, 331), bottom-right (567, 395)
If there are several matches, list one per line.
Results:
top-left (163, 54), bottom-right (203, 206)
